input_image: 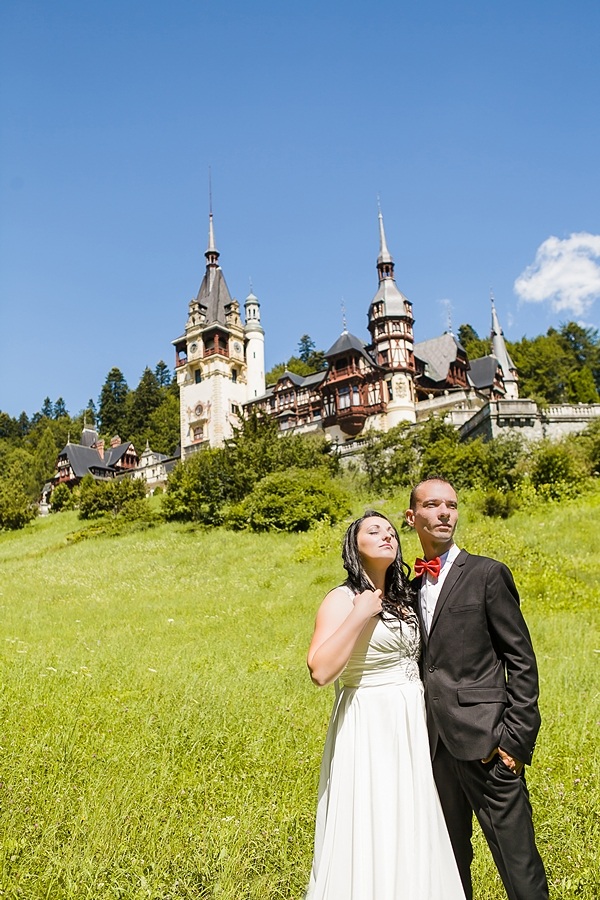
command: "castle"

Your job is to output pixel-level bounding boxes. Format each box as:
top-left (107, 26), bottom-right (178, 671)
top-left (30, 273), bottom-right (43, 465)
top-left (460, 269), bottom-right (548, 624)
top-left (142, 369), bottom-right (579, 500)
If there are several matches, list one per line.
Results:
top-left (172, 207), bottom-right (587, 457)
top-left (45, 206), bottom-right (600, 506)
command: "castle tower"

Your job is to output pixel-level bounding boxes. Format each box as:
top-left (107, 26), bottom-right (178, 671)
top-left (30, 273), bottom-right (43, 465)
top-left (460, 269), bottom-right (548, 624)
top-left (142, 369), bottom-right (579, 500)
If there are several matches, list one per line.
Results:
top-left (367, 208), bottom-right (416, 426)
top-left (244, 289), bottom-right (266, 400)
top-left (173, 212), bottom-right (251, 453)
top-left (490, 295), bottom-right (519, 400)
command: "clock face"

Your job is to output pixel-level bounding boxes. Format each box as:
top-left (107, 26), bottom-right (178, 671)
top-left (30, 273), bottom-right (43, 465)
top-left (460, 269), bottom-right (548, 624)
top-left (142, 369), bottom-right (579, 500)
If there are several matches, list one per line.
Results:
top-left (194, 403), bottom-right (204, 417)
top-left (233, 341), bottom-right (242, 353)
top-left (189, 342), bottom-right (198, 353)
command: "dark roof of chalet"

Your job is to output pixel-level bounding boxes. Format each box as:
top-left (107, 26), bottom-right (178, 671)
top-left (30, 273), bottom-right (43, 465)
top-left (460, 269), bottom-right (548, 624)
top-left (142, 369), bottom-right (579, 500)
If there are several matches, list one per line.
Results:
top-left (196, 267), bottom-right (234, 327)
top-left (106, 442), bottom-right (134, 466)
top-left (325, 330), bottom-right (378, 366)
top-left (414, 333), bottom-right (467, 383)
top-left (468, 355), bottom-right (501, 390)
top-left (58, 444), bottom-right (115, 478)
top-left (58, 441), bottom-right (137, 477)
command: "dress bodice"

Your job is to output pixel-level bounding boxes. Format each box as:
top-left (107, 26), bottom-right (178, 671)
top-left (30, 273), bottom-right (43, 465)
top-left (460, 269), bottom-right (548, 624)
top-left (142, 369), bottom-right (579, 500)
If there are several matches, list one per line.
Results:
top-left (338, 586), bottom-right (421, 688)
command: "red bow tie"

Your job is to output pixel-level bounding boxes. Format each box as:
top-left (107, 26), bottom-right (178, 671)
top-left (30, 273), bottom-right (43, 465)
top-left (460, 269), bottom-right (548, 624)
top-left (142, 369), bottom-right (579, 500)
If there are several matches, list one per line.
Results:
top-left (414, 557), bottom-right (442, 578)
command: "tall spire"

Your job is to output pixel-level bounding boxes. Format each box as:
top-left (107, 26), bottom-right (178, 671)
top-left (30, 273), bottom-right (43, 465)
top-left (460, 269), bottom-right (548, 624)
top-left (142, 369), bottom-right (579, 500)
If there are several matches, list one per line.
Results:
top-left (376, 203), bottom-right (395, 284)
top-left (204, 171), bottom-right (220, 283)
top-left (490, 292), bottom-right (519, 400)
top-left (205, 204), bottom-right (219, 259)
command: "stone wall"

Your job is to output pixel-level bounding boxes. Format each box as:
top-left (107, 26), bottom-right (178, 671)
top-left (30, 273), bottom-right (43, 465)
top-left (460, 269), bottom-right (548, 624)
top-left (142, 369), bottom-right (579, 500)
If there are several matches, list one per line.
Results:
top-left (460, 399), bottom-right (600, 443)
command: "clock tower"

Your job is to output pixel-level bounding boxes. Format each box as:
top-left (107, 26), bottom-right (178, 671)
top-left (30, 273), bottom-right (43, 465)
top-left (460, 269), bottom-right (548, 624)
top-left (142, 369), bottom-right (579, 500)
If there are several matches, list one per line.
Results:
top-left (173, 213), bottom-right (265, 454)
top-left (367, 208), bottom-right (416, 426)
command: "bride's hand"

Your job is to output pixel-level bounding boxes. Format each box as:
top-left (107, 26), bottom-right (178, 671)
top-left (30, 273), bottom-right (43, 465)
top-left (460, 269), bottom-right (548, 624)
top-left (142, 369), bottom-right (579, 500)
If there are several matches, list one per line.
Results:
top-left (353, 588), bottom-right (383, 618)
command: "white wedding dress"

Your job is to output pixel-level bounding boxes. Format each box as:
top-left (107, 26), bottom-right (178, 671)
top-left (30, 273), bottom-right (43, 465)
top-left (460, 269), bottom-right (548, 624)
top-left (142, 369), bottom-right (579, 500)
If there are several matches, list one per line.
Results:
top-left (306, 587), bottom-right (465, 900)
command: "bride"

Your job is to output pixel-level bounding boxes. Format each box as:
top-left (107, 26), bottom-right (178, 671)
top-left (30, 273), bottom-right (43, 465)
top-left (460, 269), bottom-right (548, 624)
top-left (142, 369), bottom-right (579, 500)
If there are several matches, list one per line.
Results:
top-left (305, 511), bottom-right (465, 900)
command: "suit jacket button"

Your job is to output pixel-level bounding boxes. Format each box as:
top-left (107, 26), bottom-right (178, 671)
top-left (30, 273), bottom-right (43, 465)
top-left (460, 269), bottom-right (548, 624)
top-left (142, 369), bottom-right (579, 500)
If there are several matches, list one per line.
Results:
top-left (428, 665), bottom-right (436, 672)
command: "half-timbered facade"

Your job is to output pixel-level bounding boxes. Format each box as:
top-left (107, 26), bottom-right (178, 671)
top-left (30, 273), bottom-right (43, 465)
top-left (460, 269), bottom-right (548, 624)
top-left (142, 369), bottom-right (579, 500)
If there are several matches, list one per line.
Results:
top-left (54, 429), bottom-right (139, 489)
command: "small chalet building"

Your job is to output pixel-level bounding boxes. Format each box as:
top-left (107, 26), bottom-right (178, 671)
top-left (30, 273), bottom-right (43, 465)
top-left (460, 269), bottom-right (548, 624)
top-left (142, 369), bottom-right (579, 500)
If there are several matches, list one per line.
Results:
top-left (53, 426), bottom-right (138, 489)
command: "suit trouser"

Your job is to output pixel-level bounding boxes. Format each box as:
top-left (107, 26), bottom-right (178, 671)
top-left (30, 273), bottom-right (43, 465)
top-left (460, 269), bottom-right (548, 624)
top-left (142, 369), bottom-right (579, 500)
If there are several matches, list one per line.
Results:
top-left (432, 739), bottom-right (548, 900)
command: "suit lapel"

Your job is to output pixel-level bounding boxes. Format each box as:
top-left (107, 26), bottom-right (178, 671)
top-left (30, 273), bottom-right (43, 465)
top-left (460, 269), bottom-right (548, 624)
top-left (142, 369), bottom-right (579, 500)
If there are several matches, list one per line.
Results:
top-left (429, 549), bottom-right (469, 635)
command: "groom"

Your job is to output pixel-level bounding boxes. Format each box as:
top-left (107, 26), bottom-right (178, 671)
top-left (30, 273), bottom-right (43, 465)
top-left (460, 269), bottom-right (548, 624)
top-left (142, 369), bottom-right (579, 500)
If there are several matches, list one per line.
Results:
top-left (405, 477), bottom-right (548, 900)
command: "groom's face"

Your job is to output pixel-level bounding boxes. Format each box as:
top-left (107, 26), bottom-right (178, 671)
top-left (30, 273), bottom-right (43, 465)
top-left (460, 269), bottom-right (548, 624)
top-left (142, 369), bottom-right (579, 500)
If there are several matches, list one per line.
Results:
top-left (406, 480), bottom-right (458, 553)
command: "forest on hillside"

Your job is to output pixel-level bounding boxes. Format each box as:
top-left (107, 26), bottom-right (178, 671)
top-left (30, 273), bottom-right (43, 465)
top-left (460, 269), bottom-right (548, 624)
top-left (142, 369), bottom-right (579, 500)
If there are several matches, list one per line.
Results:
top-left (1, 321), bottom-right (600, 532)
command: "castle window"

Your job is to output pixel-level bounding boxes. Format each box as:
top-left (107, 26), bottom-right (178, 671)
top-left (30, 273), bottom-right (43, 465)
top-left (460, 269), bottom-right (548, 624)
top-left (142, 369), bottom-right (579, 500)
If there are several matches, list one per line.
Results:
top-left (192, 426), bottom-right (203, 442)
top-left (195, 369), bottom-right (202, 384)
top-left (231, 403), bottom-right (240, 415)
top-left (352, 386), bottom-right (360, 405)
top-left (368, 383), bottom-right (381, 405)
top-left (338, 387), bottom-right (351, 409)
top-left (232, 369), bottom-right (238, 383)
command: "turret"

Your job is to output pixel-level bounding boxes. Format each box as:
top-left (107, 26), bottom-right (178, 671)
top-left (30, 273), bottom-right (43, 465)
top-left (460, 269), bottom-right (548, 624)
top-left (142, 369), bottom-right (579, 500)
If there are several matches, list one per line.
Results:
top-left (490, 294), bottom-right (518, 400)
top-left (367, 208), bottom-right (416, 426)
top-left (244, 289), bottom-right (266, 399)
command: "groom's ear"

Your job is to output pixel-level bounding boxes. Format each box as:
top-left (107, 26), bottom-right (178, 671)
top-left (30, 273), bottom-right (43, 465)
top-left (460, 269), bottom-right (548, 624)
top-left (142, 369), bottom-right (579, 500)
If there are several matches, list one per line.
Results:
top-left (405, 508), bottom-right (415, 528)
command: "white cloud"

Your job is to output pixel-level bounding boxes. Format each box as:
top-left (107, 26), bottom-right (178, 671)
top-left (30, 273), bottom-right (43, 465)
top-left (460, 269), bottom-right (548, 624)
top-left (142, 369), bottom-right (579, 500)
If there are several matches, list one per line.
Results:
top-left (514, 232), bottom-right (600, 316)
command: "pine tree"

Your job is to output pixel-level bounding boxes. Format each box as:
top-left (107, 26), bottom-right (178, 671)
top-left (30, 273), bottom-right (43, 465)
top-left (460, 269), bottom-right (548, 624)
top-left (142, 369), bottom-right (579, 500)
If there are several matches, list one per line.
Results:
top-left (85, 399), bottom-right (97, 425)
top-left (128, 367), bottom-right (162, 437)
top-left (147, 392), bottom-right (180, 455)
top-left (98, 368), bottom-right (129, 437)
top-left (33, 427), bottom-right (59, 491)
top-left (154, 360), bottom-right (172, 387)
top-left (17, 412), bottom-right (30, 437)
top-left (53, 397), bottom-right (68, 419)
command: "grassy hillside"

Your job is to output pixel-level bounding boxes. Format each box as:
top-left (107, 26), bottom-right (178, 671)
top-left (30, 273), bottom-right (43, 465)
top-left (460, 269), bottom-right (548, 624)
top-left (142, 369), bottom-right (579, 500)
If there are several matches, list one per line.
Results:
top-left (0, 494), bottom-right (598, 899)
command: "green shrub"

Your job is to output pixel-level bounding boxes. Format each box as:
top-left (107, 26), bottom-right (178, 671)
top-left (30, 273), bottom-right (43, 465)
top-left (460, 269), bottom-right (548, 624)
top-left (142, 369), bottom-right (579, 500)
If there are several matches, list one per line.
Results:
top-left (0, 476), bottom-right (37, 530)
top-left (478, 488), bottom-right (519, 519)
top-left (79, 475), bottom-right (147, 520)
top-left (162, 448), bottom-right (231, 525)
top-left (50, 482), bottom-right (76, 512)
top-left (162, 415), bottom-right (338, 525)
top-left (529, 440), bottom-right (588, 500)
top-left (226, 469), bottom-right (352, 532)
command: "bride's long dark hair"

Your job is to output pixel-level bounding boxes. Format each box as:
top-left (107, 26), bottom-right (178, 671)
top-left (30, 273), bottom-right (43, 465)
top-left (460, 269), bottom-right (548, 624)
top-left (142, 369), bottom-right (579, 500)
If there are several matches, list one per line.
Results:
top-left (342, 510), bottom-right (417, 624)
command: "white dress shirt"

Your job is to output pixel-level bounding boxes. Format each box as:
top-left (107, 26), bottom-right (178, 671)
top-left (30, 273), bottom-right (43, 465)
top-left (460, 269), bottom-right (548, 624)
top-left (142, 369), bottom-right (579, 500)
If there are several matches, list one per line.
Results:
top-left (419, 543), bottom-right (461, 633)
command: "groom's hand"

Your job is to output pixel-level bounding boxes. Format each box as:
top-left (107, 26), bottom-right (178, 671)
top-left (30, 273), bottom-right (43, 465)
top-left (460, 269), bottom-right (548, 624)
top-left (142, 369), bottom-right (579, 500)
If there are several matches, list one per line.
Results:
top-left (481, 747), bottom-right (524, 776)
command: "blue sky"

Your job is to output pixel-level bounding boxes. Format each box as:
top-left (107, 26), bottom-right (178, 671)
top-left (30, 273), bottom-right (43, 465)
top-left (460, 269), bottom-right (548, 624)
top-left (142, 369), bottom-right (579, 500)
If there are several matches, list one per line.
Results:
top-left (1, 0), bottom-right (599, 418)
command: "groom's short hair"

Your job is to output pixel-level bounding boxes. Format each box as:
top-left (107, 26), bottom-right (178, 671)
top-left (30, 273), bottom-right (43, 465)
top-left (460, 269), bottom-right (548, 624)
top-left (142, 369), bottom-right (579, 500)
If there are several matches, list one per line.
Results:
top-left (409, 476), bottom-right (456, 511)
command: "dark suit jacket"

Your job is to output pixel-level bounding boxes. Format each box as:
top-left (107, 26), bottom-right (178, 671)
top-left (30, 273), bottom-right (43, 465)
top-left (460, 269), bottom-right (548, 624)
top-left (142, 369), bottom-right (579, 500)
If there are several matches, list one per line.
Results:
top-left (417, 549), bottom-right (541, 765)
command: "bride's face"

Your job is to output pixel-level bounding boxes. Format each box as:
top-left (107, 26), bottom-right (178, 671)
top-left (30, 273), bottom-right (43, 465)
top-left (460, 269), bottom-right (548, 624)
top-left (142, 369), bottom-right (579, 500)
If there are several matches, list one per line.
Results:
top-left (356, 516), bottom-right (398, 567)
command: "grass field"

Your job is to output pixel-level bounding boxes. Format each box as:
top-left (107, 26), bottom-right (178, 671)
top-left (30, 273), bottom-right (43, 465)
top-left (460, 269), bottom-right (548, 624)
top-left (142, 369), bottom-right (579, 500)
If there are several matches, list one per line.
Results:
top-left (0, 492), bottom-right (598, 899)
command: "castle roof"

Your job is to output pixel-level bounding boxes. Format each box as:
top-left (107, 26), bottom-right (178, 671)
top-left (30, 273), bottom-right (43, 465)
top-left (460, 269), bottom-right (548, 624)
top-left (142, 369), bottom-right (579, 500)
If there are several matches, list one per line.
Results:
top-left (195, 267), bottom-right (234, 327)
top-left (325, 330), bottom-right (378, 366)
top-left (414, 333), bottom-right (466, 383)
top-left (468, 355), bottom-right (501, 391)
